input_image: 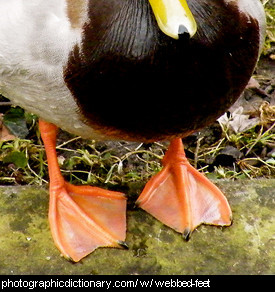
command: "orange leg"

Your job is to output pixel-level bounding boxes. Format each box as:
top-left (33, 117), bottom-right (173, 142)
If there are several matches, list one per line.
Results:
top-left (137, 138), bottom-right (232, 239)
top-left (39, 120), bottom-right (127, 262)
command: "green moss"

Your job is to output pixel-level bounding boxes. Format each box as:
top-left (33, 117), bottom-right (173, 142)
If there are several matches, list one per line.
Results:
top-left (0, 180), bottom-right (274, 275)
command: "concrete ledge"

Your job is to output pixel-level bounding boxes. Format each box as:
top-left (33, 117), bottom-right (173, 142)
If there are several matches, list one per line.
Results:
top-left (0, 179), bottom-right (274, 275)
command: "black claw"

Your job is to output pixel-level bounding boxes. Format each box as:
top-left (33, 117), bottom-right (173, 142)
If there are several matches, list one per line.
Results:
top-left (182, 228), bottom-right (192, 241)
top-left (135, 200), bottom-right (141, 207)
top-left (65, 255), bottom-right (77, 264)
top-left (118, 241), bottom-right (129, 249)
top-left (230, 216), bottom-right (233, 226)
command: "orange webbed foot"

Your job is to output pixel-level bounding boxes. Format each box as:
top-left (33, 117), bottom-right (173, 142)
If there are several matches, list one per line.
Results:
top-left (137, 138), bottom-right (232, 239)
top-left (39, 120), bottom-right (127, 262)
top-left (49, 182), bottom-right (127, 262)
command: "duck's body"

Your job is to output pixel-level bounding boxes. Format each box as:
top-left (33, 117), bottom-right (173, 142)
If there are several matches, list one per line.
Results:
top-left (0, 0), bottom-right (266, 261)
top-left (0, 0), bottom-right (265, 141)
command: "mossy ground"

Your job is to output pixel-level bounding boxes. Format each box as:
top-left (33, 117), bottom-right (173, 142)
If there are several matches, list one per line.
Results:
top-left (0, 179), bottom-right (274, 275)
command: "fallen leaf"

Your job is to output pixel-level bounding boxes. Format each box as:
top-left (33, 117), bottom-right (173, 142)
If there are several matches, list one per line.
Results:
top-left (218, 106), bottom-right (260, 134)
top-left (3, 107), bottom-right (29, 138)
top-left (3, 151), bottom-right (28, 168)
top-left (246, 77), bottom-right (261, 90)
top-left (0, 114), bottom-right (16, 141)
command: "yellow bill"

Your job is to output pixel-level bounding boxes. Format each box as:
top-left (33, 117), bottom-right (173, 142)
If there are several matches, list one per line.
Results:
top-left (149, 0), bottom-right (197, 39)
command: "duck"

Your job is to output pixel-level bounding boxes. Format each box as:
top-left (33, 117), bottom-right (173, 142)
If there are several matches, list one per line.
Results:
top-left (0, 0), bottom-right (266, 262)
